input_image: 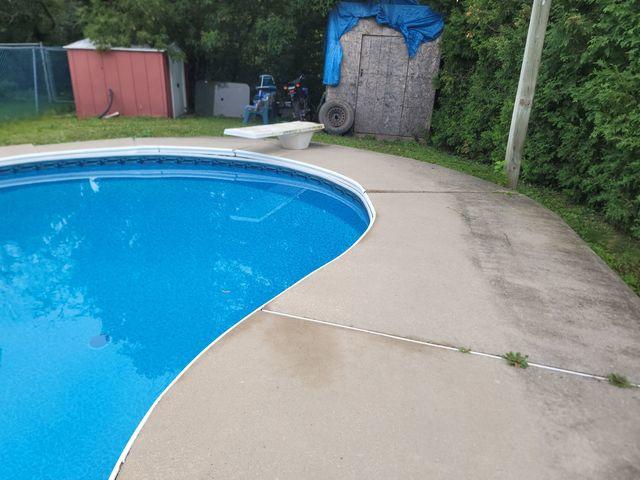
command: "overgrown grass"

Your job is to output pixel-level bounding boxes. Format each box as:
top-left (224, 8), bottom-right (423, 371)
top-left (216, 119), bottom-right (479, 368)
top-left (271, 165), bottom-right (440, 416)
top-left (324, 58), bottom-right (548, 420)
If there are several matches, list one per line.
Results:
top-left (1, 113), bottom-right (638, 295)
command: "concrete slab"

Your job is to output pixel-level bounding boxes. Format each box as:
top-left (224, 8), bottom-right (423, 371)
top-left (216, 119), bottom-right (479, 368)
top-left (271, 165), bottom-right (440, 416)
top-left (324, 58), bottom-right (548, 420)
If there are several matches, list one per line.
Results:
top-left (29, 138), bottom-right (137, 153)
top-left (131, 136), bottom-right (263, 149)
top-left (460, 192), bottom-right (640, 375)
top-left (268, 192), bottom-right (640, 377)
top-left (269, 142), bottom-right (500, 193)
top-left (117, 313), bottom-right (640, 480)
top-left (0, 143), bottom-right (35, 158)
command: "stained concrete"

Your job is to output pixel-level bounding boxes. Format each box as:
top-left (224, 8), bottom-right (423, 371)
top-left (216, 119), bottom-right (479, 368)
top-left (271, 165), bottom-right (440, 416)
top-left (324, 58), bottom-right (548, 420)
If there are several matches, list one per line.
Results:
top-left (0, 138), bottom-right (638, 479)
top-left (117, 313), bottom-right (640, 480)
top-left (268, 191), bottom-right (640, 376)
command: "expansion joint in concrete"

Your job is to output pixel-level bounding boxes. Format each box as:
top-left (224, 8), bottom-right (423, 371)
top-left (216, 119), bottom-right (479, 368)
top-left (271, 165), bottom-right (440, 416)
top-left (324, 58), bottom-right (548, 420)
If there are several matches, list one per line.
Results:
top-left (367, 189), bottom-right (513, 194)
top-left (261, 309), bottom-right (639, 388)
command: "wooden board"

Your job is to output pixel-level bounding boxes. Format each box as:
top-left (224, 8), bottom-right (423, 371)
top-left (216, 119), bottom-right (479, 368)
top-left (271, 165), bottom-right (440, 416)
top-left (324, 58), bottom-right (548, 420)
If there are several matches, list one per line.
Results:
top-left (224, 122), bottom-right (324, 139)
top-left (355, 35), bottom-right (408, 136)
top-left (325, 18), bottom-right (441, 139)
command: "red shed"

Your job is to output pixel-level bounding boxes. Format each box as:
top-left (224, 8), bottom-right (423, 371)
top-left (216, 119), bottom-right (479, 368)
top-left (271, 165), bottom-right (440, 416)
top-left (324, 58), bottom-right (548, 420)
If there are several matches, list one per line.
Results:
top-left (64, 39), bottom-right (187, 119)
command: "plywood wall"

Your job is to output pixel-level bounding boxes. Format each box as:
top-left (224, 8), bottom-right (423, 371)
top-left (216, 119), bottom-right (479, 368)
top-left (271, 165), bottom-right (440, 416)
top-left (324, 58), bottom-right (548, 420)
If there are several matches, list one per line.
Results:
top-left (327, 18), bottom-right (441, 139)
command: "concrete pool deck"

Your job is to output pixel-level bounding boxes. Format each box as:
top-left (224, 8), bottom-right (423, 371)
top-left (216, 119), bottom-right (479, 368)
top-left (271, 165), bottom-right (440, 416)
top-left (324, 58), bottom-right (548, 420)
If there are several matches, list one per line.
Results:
top-left (1, 138), bottom-right (639, 479)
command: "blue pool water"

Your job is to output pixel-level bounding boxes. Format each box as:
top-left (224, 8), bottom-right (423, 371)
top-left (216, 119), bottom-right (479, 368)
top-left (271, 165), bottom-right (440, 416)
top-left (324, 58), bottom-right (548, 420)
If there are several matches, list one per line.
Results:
top-left (0, 156), bottom-right (369, 479)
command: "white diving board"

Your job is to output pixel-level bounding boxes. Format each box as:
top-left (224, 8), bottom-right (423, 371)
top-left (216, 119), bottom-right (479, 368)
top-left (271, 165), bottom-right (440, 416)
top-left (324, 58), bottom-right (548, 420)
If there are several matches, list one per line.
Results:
top-left (224, 121), bottom-right (324, 150)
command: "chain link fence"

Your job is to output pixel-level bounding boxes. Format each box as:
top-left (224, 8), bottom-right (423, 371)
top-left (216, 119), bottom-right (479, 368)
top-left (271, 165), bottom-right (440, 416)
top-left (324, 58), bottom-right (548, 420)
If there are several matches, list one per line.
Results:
top-left (0, 43), bottom-right (74, 121)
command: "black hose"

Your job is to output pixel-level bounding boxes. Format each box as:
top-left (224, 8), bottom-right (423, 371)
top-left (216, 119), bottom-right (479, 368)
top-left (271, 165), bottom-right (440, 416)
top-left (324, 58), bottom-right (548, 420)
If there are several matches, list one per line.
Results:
top-left (315, 90), bottom-right (327, 120)
top-left (98, 88), bottom-right (114, 119)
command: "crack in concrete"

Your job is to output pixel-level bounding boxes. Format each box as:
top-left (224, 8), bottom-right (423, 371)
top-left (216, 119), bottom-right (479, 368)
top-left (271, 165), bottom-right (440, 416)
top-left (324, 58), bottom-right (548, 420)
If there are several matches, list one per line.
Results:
top-left (261, 308), bottom-right (639, 388)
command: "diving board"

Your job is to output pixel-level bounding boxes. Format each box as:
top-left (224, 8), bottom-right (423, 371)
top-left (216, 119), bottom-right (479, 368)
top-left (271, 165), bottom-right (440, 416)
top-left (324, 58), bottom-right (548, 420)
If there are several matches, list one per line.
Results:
top-left (224, 121), bottom-right (324, 150)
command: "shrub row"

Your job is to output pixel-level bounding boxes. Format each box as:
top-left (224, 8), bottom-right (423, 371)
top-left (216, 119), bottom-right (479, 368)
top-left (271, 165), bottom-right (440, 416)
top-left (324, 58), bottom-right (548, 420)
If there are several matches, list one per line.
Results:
top-left (430, 0), bottom-right (639, 238)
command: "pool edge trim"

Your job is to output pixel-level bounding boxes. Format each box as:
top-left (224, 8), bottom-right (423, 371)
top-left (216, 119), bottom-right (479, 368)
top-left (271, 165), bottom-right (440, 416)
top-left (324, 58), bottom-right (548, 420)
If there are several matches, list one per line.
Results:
top-left (0, 145), bottom-right (376, 480)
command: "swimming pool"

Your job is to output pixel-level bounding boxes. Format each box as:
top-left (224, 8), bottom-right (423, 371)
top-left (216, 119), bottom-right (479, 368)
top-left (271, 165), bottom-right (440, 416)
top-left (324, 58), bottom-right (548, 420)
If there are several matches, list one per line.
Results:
top-left (0, 149), bottom-right (372, 480)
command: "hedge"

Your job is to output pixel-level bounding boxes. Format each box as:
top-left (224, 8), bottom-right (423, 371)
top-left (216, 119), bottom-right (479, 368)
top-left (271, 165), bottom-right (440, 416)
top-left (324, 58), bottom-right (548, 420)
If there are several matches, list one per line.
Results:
top-left (430, 0), bottom-right (640, 238)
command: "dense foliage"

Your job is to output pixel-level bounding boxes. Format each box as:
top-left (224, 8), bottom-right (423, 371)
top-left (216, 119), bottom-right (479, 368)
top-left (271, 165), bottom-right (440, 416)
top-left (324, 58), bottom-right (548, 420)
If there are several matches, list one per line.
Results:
top-left (78, 0), bottom-right (339, 104)
top-left (0, 0), bottom-right (85, 45)
top-left (431, 0), bottom-right (640, 238)
top-left (0, 0), bottom-right (338, 104)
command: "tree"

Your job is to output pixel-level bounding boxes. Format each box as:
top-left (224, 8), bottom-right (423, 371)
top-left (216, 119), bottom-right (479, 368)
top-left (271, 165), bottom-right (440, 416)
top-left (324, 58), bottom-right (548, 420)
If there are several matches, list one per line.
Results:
top-left (0, 0), bottom-right (85, 45)
top-left (78, 0), bottom-right (339, 104)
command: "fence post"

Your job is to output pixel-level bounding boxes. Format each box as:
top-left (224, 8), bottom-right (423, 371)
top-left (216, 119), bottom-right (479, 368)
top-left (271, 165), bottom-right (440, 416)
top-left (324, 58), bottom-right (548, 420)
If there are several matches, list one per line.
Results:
top-left (39, 42), bottom-right (53, 103)
top-left (504, 0), bottom-right (552, 189)
top-left (32, 47), bottom-right (39, 114)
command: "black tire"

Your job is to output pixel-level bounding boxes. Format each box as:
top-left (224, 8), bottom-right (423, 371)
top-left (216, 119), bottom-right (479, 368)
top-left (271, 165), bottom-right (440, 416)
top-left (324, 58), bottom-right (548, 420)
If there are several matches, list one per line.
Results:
top-left (319, 100), bottom-right (354, 135)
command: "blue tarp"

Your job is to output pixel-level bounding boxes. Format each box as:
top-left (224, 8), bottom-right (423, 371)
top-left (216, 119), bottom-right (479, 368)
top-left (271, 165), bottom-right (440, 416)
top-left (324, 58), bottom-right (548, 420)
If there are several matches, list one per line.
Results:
top-left (323, 0), bottom-right (445, 86)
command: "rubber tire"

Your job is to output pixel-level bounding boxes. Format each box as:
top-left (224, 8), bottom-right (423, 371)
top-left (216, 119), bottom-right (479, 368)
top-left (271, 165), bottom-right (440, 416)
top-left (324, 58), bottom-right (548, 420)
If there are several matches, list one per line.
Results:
top-left (319, 100), bottom-right (355, 135)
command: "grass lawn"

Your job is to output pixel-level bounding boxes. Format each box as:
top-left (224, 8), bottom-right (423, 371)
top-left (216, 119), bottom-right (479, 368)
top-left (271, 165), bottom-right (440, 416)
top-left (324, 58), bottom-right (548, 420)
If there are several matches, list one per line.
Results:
top-left (0, 100), bottom-right (73, 122)
top-left (1, 113), bottom-right (638, 295)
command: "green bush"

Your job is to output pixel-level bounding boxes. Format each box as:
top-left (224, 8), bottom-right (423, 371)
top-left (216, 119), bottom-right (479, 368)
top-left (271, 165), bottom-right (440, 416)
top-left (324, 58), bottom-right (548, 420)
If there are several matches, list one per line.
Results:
top-left (431, 0), bottom-right (640, 238)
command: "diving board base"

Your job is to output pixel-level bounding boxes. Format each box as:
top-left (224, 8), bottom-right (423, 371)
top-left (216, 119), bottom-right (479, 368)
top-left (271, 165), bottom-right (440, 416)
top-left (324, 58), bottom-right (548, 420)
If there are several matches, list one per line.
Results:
top-left (278, 131), bottom-right (315, 150)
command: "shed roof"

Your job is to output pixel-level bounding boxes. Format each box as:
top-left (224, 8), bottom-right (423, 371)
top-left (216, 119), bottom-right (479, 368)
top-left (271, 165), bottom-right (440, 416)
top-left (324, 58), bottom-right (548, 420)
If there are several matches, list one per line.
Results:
top-left (63, 38), bottom-right (165, 53)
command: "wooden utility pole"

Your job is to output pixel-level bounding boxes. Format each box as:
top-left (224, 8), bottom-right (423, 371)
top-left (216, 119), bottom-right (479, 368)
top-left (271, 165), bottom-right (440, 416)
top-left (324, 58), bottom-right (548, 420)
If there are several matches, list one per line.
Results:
top-left (505, 0), bottom-right (552, 188)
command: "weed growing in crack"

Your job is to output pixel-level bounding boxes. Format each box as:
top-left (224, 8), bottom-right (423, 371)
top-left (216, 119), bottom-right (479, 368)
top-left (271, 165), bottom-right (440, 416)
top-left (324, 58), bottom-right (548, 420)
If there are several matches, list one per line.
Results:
top-left (607, 373), bottom-right (633, 388)
top-left (503, 351), bottom-right (529, 369)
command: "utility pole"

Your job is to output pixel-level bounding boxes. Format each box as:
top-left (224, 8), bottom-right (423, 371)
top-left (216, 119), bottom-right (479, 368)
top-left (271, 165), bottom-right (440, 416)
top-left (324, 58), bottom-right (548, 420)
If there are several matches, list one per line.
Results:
top-left (505, 0), bottom-right (552, 189)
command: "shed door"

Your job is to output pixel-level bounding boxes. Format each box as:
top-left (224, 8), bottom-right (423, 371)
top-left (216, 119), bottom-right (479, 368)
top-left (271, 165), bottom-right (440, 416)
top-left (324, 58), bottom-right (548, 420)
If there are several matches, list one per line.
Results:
top-left (169, 58), bottom-right (187, 118)
top-left (355, 35), bottom-right (409, 136)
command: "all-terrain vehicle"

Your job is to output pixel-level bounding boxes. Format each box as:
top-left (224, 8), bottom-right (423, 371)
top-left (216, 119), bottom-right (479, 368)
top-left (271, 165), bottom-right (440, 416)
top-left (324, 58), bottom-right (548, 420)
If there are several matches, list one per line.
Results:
top-left (278, 74), bottom-right (311, 121)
